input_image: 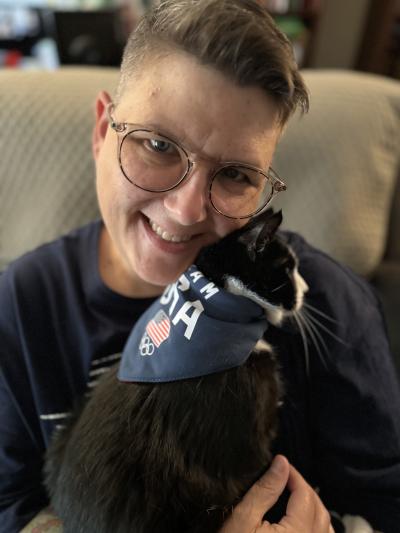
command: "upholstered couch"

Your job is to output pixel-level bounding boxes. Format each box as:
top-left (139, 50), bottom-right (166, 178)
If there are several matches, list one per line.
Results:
top-left (0, 67), bottom-right (399, 374)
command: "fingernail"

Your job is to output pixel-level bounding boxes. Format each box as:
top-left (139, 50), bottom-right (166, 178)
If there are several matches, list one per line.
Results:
top-left (270, 455), bottom-right (285, 474)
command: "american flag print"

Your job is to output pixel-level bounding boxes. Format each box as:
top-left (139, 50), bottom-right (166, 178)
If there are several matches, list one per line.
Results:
top-left (146, 310), bottom-right (171, 347)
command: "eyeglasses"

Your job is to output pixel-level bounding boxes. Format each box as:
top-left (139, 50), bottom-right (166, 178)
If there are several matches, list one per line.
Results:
top-left (107, 103), bottom-right (286, 219)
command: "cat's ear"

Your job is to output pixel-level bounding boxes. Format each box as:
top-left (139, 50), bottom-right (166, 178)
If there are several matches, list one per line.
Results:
top-left (238, 222), bottom-right (262, 261)
top-left (255, 209), bottom-right (283, 253)
top-left (238, 209), bottom-right (283, 260)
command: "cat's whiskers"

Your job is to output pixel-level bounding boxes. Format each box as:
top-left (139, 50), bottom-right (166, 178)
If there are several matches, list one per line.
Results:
top-left (303, 309), bottom-right (349, 346)
top-left (293, 309), bottom-right (329, 370)
top-left (303, 302), bottom-right (340, 325)
top-left (292, 311), bottom-right (310, 376)
top-left (270, 280), bottom-right (289, 293)
top-left (291, 300), bottom-right (349, 373)
top-left (303, 311), bottom-right (330, 365)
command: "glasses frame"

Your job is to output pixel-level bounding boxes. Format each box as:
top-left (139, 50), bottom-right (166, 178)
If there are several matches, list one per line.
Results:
top-left (107, 102), bottom-right (287, 220)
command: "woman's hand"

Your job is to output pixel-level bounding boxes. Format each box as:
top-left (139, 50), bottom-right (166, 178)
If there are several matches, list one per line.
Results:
top-left (219, 455), bottom-right (334, 533)
top-left (19, 507), bottom-right (62, 532)
top-left (19, 457), bottom-right (332, 533)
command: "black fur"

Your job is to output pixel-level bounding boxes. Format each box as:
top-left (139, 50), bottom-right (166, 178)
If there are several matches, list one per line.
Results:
top-left (44, 209), bottom-right (302, 533)
top-left (196, 209), bottom-right (301, 312)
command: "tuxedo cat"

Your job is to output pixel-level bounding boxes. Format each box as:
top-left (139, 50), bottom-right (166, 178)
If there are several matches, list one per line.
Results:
top-left (44, 209), bottom-right (308, 533)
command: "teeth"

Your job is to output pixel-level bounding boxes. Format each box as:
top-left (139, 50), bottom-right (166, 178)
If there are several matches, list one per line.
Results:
top-left (149, 219), bottom-right (191, 243)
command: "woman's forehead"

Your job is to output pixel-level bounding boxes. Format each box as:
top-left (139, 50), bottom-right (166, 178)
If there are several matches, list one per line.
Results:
top-left (117, 53), bottom-right (280, 166)
top-left (116, 53), bottom-right (281, 166)
top-left (117, 52), bottom-right (279, 127)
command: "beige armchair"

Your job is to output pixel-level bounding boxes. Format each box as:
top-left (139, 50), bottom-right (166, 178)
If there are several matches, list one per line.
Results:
top-left (0, 67), bottom-right (399, 372)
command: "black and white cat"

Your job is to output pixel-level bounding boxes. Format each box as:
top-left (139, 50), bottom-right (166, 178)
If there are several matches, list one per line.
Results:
top-left (44, 208), bottom-right (308, 533)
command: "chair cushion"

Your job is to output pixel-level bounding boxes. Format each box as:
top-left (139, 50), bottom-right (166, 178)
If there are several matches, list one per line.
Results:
top-left (0, 67), bottom-right (119, 270)
top-left (273, 70), bottom-right (400, 277)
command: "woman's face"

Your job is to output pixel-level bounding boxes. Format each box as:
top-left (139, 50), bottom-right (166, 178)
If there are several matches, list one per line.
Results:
top-left (93, 52), bottom-right (281, 297)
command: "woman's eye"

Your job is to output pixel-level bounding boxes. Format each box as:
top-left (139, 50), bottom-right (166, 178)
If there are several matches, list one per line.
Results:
top-left (221, 167), bottom-right (249, 183)
top-left (148, 139), bottom-right (173, 153)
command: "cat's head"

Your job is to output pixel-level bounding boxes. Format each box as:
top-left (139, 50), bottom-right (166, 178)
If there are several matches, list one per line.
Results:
top-left (195, 209), bottom-right (308, 326)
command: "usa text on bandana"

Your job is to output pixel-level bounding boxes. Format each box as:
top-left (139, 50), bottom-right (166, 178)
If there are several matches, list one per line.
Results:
top-left (118, 265), bottom-right (268, 383)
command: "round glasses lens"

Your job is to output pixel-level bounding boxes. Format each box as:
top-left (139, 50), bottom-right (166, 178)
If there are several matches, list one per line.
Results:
top-left (119, 130), bottom-right (188, 191)
top-left (210, 165), bottom-right (274, 218)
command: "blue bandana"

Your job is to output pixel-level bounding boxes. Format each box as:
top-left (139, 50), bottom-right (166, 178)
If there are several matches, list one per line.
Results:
top-left (118, 265), bottom-right (267, 383)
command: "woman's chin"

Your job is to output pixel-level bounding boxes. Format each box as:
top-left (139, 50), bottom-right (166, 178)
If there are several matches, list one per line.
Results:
top-left (136, 262), bottom-right (192, 290)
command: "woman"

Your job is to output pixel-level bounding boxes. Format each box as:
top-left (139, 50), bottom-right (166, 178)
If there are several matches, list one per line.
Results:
top-left (1, 1), bottom-right (399, 532)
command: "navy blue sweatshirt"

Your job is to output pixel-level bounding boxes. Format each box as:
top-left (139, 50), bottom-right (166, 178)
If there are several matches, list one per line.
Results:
top-left (1, 221), bottom-right (399, 532)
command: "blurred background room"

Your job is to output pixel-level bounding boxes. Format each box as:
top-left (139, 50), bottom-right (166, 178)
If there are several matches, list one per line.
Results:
top-left (0, 0), bottom-right (399, 78)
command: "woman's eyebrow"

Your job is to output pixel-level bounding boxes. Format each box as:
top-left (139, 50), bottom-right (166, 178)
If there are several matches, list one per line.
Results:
top-left (122, 119), bottom-right (267, 169)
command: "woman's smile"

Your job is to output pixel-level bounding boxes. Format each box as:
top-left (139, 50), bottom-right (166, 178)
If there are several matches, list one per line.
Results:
top-left (139, 213), bottom-right (202, 256)
top-left (148, 218), bottom-right (192, 243)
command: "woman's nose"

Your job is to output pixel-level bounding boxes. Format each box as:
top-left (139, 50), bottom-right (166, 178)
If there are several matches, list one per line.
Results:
top-left (162, 164), bottom-right (210, 225)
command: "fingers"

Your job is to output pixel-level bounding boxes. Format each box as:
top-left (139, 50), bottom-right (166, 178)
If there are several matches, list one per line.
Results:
top-left (220, 457), bottom-right (334, 533)
top-left (219, 455), bottom-right (289, 533)
top-left (19, 508), bottom-right (62, 532)
top-left (244, 455), bottom-right (290, 514)
top-left (282, 464), bottom-right (332, 532)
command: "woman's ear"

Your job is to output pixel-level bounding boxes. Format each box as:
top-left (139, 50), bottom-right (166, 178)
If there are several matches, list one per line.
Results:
top-left (92, 91), bottom-right (113, 160)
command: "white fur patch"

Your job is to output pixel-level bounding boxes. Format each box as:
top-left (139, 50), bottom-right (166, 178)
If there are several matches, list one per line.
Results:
top-left (254, 339), bottom-right (273, 353)
top-left (342, 514), bottom-right (375, 533)
top-left (293, 266), bottom-right (309, 311)
top-left (224, 276), bottom-right (284, 326)
top-left (223, 240), bottom-right (309, 327)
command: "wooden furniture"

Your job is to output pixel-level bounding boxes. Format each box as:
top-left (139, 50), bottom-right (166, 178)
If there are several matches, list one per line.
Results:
top-left (357, 0), bottom-right (400, 79)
